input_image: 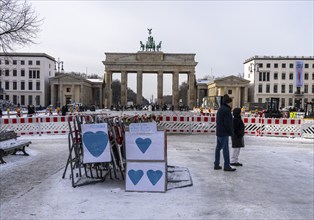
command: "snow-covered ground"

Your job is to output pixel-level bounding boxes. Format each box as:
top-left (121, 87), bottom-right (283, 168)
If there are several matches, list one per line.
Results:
top-left (0, 134), bottom-right (313, 219)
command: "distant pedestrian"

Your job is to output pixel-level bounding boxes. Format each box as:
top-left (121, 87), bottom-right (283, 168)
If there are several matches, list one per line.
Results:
top-left (230, 108), bottom-right (245, 166)
top-left (214, 94), bottom-right (236, 171)
top-left (0, 108), bottom-right (2, 118)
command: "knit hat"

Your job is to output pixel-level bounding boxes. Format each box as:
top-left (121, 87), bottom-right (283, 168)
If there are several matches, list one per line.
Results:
top-left (223, 94), bottom-right (232, 104)
top-left (233, 108), bottom-right (241, 116)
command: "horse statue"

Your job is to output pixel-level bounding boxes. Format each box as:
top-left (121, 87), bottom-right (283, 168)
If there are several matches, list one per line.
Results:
top-left (156, 41), bottom-right (162, 51)
top-left (146, 38), bottom-right (156, 51)
top-left (140, 41), bottom-right (145, 51)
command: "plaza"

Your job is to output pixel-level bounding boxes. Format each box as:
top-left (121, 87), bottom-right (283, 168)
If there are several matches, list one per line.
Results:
top-left (1, 134), bottom-right (313, 219)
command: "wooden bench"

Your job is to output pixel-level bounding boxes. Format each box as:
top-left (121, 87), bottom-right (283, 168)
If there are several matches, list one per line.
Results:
top-left (0, 130), bottom-right (32, 164)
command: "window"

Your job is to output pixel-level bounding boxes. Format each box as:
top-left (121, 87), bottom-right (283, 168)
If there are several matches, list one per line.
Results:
top-left (28, 95), bottom-right (32, 105)
top-left (266, 63), bottom-right (271, 68)
top-left (259, 72), bottom-right (262, 81)
top-left (13, 81), bottom-right (17, 90)
top-left (258, 98), bottom-right (262, 103)
top-left (21, 69), bottom-right (25, 76)
top-left (28, 60), bottom-right (32, 65)
top-left (305, 63), bottom-right (309, 68)
top-left (258, 84), bottom-right (263, 93)
top-left (13, 60), bottom-right (17, 65)
top-left (312, 85), bottom-right (314, 93)
top-left (289, 63), bottom-right (293, 68)
top-left (274, 72), bottom-right (278, 80)
top-left (304, 73), bottom-right (308, 80)
top-left (263, 72), bottom-right (266, 81)
top-left (282, 63), bottom-right (286, 68)
top-left (66, 88), bottom-right (71, 92)
top-left (21, 95), bottom-right (25, 105)
top-left (0, 82), bottom-right (1, 89)
top-left (13, 95), bottom-right (17, 104)
top-left (5, 69), bottom-right (9, 76)
top-left (266, 84), bottom-right (270, 93)
top-left (5, 81), bottom-right (9, 90)
top-left (33, 71), bottom-right (36, 79)
top-left (36, 70), bottom-right (40, 78)
top-left (312, 73), bottom-right (314, 80)
top-left (289, 73), bottom-right (293, 80)
top-left (267, 72), bottom-right (270, 81)
top-left (281, 98), bottom-right (285, 108)
top-left (288, 98), bottom-right (293, 106)
top-left (28, 81), bottom-right (33, 90)
top-left (21, 81), bottom-right (25, 90)
top-left (259, 63), bottom-right (263, 68)
top-left (282, 73), bottom-right (286, 80)
top-left (304, 85), bottom-right (308, 93)
top-left (281, 84), bottom-right (285, 93)
top-left (36, 60), bottom-right (40, 65)
top-left (5, 95), bottom-right (9, 100)
top-left (228, 90), bottom-right (232, 95)
top-left (29, 70), bottom-right (32, 78)
top-left (289, 84), bottom-right (293, 93)
top-left (21, 60), bottom-right (25, 65)
top-left (36, 82), bottom-right (40, 90)
top-left (13, 69), bottom-right (17, 76)
top-left (36, 95), bottom-right (40, 105)
top-left (274, 84), bottom-right (278, 93)
top-left (274, 63), bottom-right (278, 68)
top-left (0, 69), bottom-right (1, 76)
top-left (5, 60), bottom-right (9, 65)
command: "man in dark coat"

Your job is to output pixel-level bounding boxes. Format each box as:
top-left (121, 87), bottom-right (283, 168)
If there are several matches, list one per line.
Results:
top-left (214, 94), bottom-right (236, 171)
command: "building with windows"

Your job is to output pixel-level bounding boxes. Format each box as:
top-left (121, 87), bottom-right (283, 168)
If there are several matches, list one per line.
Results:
top-left (0, 53), bottom-right (55, 108)
top-left (244, 56), bottom-right (314, 109)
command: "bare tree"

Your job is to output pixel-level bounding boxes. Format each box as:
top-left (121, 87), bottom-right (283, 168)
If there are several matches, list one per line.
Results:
top-left (0, 0), bottom-right (42, 52)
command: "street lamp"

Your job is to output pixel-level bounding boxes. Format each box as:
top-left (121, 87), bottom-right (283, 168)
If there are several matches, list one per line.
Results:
top-left (54, 57), bottom-right (64, 73)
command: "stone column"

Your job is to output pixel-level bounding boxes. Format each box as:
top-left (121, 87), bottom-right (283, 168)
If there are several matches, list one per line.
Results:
top-left (60, 84), bottom-right (63, 106)
top-left (196, 86), bottom-right (200, 107)
top-left (236, 87), bottom-right (239, 108)
top-left (157, 71), bottom-right (163, 107)
top-left (244, 86), bottom-right (248, 105)
top-left (172, 71), bottom-right (179, 110)
top-left (136, 71), bottom-right (143, 106)
top-left (188, 71), bottom-right (196, 109)
top-left (51, 84), bottom-right (55, 106)
top-left (121, 71), bottom-right (128, 107)
top-left (99, 86), bottom-right (103, 108)
top-left (105, 71), bottom-right (112, 108)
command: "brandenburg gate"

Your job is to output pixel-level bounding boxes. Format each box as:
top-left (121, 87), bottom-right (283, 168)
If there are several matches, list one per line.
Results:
top-left (102, 29), bottom-right (198, 110)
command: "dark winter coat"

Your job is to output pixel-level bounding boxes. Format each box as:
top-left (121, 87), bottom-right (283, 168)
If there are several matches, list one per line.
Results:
top-left (216, 103), bottom-right (233, 137)
top-left (231, 108), bottom-right (245, 148)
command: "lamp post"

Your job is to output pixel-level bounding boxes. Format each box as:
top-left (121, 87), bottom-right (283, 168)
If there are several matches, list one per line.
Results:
top-left (54, 57), bottom-right (64, 73)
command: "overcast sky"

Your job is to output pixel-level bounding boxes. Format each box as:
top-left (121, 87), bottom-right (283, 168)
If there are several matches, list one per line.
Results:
top-left (17, 0), bottom-right (313, 100)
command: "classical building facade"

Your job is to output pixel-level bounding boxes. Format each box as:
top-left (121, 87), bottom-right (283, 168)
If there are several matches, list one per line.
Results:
top-left (49, 74), bottom-right (103, 107)
top-left (244, 56), bottom-right (314, 108)
top-left (207, 75), bottom-right (250, 109)
top-left (102, 52), bottom-right (197, 109)
top-left (0, 52), bottom-right (56, 107)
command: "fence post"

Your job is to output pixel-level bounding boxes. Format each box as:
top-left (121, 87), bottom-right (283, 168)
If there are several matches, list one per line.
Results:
top-left (37, 116), bottom-right (42, 136)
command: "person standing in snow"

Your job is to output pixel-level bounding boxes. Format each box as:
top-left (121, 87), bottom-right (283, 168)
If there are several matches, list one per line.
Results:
top-left (230, 108), bottom-right (245, 166)
top-left (214, 94), bottom-right (236, 171)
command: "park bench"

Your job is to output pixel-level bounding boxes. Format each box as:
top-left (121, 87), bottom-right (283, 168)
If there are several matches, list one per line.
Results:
top-left (0, 130), bottom-right (32, 164)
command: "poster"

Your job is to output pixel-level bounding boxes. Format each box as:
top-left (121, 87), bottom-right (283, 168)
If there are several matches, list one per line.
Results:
top-left (125, 131), bottom-right (165, 161)
top-left (81, 123), bottom-right (111, 163)
top-left (126, 162), bottom-right (166, 192)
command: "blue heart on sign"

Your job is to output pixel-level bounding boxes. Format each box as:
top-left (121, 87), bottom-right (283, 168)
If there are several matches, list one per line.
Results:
top-left (128, 169), bottom-right (144, 185)
top-left (135, 138), bottom-right (152, 153)
top-left (83, 131), bottom-right (108, 157)
top-left (147, 170), bottom-right (163, 186)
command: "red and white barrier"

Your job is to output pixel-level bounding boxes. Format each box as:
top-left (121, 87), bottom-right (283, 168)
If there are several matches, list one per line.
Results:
top-left (0, 114), bottom-right (313, 138)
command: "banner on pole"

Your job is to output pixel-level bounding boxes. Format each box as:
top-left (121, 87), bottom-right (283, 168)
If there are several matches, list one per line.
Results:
top-left (295, 61), bottom-right (303, 87)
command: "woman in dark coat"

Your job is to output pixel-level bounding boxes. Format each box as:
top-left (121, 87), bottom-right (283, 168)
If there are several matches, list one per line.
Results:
top-left (230, 108), bottom-right (245, 166)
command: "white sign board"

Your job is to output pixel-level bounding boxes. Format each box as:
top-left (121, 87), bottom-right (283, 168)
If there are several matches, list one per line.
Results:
top-left (81, 123), bottom-right (111, 163)
top-left (129, 122), bottom-right (157, 133)
top-left (125, 131), bottom-right (165, 161)
top-left (126, 162), bottom-right (166, 192)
